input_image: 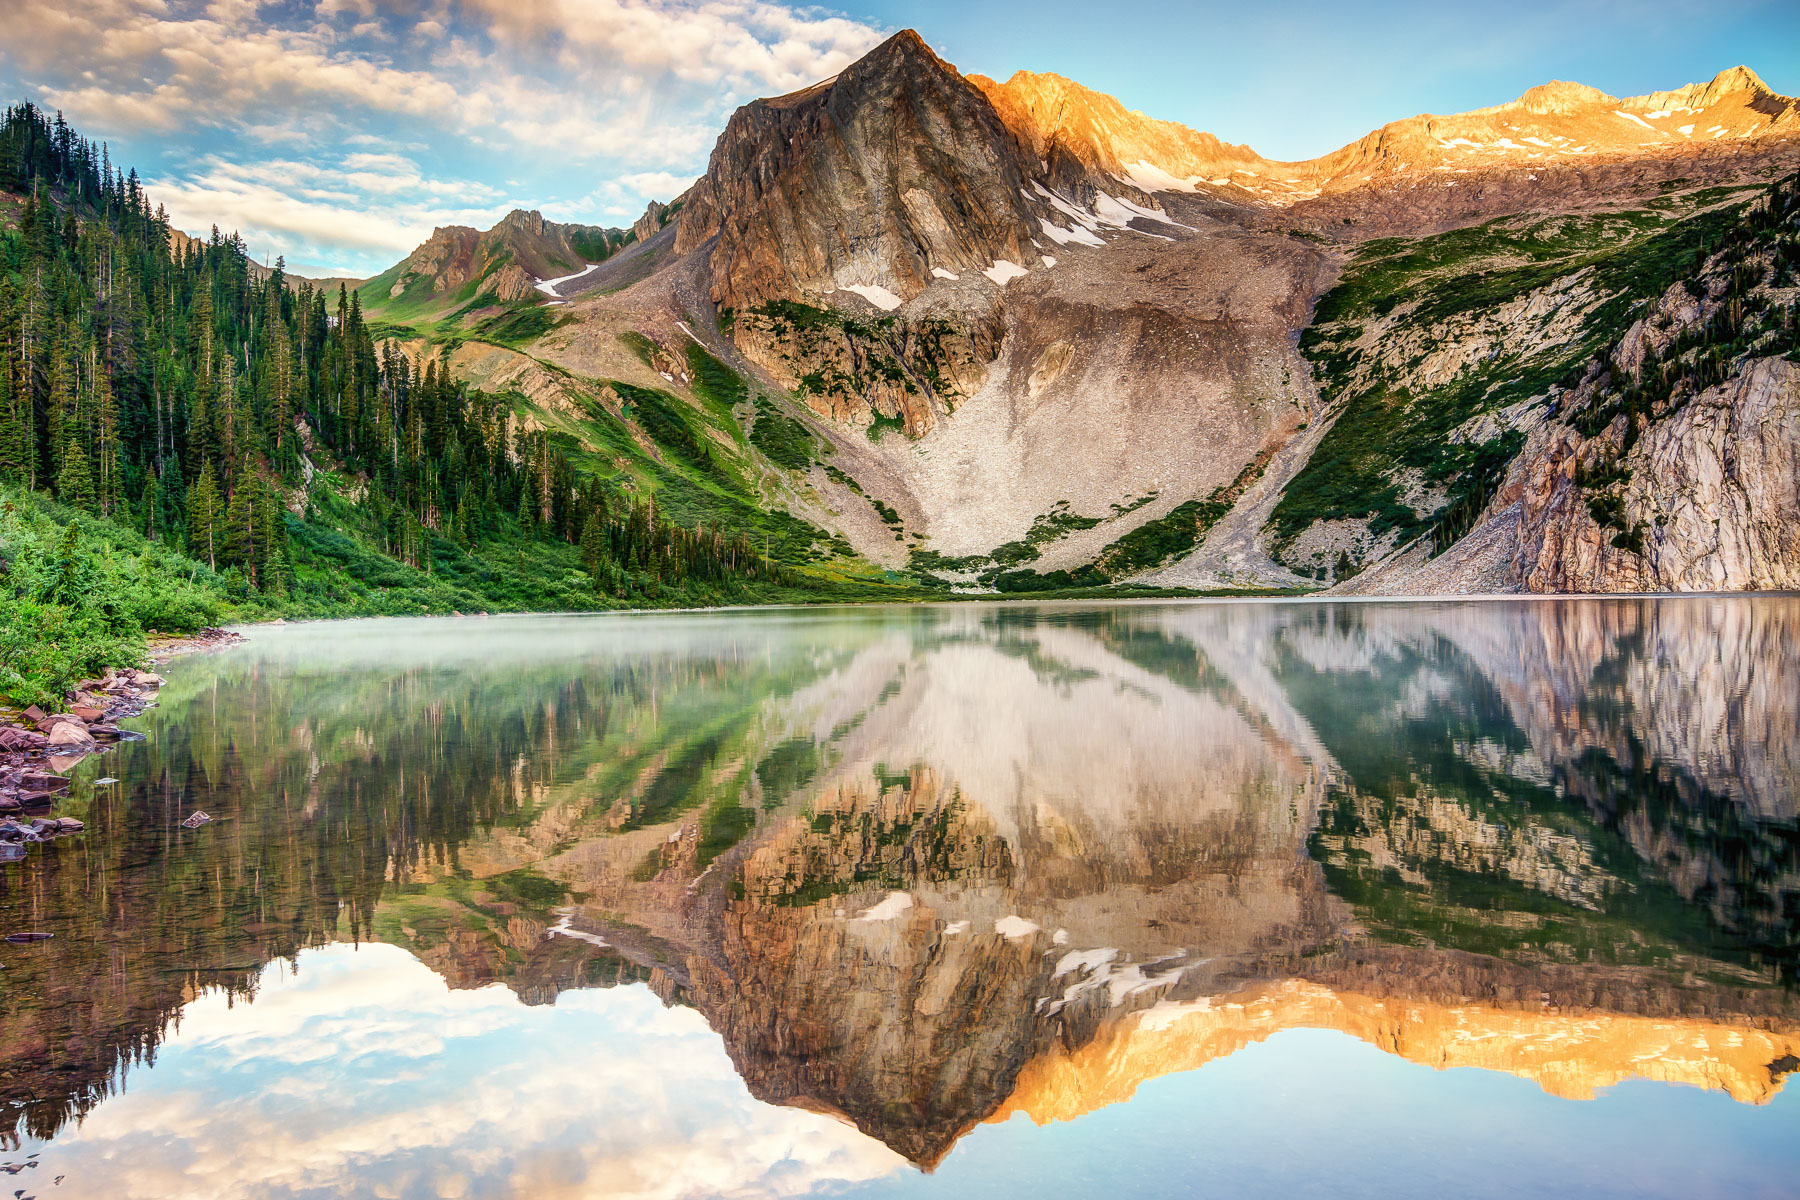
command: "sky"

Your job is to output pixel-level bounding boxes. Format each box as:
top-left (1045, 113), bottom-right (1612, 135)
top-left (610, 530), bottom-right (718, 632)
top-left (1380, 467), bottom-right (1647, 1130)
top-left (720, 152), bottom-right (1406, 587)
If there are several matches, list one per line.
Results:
top-left (1, 0), bottom-right (1795, 278)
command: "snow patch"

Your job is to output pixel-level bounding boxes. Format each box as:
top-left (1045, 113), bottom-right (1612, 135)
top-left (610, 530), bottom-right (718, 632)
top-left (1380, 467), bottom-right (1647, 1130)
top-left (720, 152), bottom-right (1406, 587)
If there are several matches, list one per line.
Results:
top-left (840, 283), bottom-right (902, 312)
top-left (547, 910), bottom-right (610, 948)
top-left (1613, 110), bottom-right (1660, 134)
top-left (1678, 124), bottom-right (1695, 137)
top-left (982, 260), bottom-right (1029, 286)
top-left (1031, 183), bottom-right (1104, 233)
top-left (942, 920), bottom-right (969, 936)
top-left (1040, 217), bottom-right (1104, 248)
top-left (1041, 255), bottom-right (1057, 268)
top-left (1094, 191), bottom-right (1187, 229)
top-left (1119, 159), bottom-right (1202, 193)
top-left (1137, 996), bottom-right (1214, 1032)
top-left (1054, 947), bottom-right (1119, 977)
top-left (994, 915), bottom-right (1039, 940)
top-left (930, 267), bottom-right (960, 280)
top-left (533, 262), bottom-right (600, 298)
top-left (852, 891), bottom-right (914, 922)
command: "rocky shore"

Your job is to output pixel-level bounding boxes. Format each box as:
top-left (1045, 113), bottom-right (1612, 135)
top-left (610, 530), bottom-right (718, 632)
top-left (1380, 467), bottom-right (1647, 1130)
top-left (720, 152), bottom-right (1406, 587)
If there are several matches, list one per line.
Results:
top-left (0, 627), bottom-right (243, 860)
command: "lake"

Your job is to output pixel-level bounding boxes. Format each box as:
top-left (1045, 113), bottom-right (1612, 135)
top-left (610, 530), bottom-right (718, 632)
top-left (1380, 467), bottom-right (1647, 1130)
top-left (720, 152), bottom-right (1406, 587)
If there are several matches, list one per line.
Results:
top-left (1, 598), bottom-right (1796, 1199)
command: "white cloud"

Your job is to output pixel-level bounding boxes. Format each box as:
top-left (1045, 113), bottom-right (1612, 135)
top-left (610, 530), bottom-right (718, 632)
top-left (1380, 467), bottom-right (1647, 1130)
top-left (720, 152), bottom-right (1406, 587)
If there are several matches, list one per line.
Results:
top-left (16, 943), bottom-right (908, 1200)
top-left (0, 0), bottom-right (886, 273)
top-left (145, 154), bottom-right (520, 273)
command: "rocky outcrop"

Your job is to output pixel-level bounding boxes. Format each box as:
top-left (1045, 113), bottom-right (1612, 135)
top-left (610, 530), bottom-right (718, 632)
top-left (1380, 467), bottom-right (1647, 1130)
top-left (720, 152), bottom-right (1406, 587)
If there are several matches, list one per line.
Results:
top-left (1512, 356), bottom-right (1800, 591)
top-left (632, 199), bottom-right (672, 244)
top-left (729, 303), bottom-right (1000, 434)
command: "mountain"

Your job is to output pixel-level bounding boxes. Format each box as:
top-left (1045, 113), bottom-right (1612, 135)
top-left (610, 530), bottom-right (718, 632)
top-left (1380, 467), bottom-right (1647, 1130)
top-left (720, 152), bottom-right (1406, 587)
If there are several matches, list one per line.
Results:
top-left (362, 31), bottom-right (1799, 596)
top-left (360, 207), bottom-right (633, 323)
top-left (984, 64), bottom-right (1798, 207)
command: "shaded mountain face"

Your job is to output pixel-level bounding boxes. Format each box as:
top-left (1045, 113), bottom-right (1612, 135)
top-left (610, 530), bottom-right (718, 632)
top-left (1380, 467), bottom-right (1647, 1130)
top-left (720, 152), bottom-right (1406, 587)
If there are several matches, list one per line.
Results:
top-left (5, 602), bottom-right (1796, 1165)
top-left (675, 30), bottom-right (1045, 313)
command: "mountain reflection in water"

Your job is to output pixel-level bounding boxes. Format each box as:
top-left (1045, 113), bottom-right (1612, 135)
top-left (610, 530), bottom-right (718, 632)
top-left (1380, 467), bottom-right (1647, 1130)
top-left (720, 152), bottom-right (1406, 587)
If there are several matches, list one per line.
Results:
top-left (1, 599), bottom-right (1796, 1197)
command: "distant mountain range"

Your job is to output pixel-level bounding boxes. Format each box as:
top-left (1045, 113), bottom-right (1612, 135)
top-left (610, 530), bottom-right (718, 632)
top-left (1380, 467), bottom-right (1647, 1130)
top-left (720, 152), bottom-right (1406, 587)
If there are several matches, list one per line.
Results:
top-left (356, 30), bottom-right (1800, 595)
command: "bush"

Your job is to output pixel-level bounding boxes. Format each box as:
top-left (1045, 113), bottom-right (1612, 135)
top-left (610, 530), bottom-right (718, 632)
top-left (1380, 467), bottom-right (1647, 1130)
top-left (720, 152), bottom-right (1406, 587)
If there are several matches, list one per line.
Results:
top-left (0, 489), bottom-right (235, 705)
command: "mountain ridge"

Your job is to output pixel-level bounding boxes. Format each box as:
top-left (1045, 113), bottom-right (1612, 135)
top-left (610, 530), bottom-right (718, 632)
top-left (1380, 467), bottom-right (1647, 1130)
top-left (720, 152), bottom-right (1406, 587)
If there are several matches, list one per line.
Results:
top-left (359, 30), bottom-right (1799, 598)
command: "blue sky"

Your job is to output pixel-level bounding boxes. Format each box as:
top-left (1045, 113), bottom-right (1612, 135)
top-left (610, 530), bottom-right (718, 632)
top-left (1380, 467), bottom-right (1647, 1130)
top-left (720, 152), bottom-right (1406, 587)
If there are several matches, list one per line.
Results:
top-left (2, 0), bottom-right (1794, 277)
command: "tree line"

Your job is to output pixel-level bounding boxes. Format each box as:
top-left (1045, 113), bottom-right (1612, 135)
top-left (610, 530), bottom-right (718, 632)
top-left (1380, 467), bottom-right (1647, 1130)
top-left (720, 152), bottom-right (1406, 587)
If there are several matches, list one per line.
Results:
top-left (0, 101), bottom-right (788, 601)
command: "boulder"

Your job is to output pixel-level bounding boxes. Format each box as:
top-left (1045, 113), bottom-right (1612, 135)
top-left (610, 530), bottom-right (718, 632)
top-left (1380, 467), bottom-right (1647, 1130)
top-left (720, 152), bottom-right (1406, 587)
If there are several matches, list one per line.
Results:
top-left (54, 817), bottom-right (83, 833)
top-left (0, 727), bottom-right (48, 751)
top-left (70, 704), bottom-right (104, 723)
top-left (20, 706), bottom-right (46, 725)
top-left (18, 772), bottom-right (68, 793)
top-left (46, 722), bottom-right (94, 750)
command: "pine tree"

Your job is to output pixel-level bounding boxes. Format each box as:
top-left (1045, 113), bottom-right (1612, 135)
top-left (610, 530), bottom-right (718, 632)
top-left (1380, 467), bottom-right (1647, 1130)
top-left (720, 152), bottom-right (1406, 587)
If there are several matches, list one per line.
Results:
top-left (56, 441), bottom-right (95, 511)
top-left (189, 460), bottom-right (220, 569)
top-left (580, 511), bottom-right (606, 582)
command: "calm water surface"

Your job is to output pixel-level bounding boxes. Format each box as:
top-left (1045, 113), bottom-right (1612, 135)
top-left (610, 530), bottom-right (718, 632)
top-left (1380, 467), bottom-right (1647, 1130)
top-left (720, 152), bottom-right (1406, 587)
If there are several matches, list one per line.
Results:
top-left (1, 598), bottom-right (1796, 1199)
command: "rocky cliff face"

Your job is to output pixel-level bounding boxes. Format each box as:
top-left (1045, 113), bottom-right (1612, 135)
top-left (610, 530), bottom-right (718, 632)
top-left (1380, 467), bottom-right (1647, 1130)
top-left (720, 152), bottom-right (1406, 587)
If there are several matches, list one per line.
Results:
top-left (675, 30), bottom-right (1044, 312)
top-left (1508, 356), bottom-right (1799, 591)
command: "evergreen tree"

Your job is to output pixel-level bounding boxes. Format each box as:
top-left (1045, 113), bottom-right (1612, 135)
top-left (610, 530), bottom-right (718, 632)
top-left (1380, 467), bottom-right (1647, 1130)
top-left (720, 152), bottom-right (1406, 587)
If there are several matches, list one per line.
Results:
top-left (56, 440), bottom-right (95, 511)
top-left (189, 460), bottom-right (220, 568)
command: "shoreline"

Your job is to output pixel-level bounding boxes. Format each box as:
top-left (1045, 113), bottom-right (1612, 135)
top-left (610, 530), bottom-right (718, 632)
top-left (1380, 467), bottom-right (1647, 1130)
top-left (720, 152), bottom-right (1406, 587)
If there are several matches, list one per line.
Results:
top-left (219, 587), bottom-right (1800, 631)
top-left (0, 628), bottom-right (245, 863)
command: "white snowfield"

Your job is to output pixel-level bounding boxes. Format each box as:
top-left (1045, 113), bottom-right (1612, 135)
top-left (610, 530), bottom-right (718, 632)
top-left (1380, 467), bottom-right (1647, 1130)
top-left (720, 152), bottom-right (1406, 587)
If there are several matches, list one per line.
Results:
top-left (1040, 216), bottom-right (1104, 248)
top-left (994, 915), bottom-right (1040, 940)
top-left (931, 266), bottom-right (960, 280)
top-left (533, 262), bottom-right (601, 298)
top-left (851, 891), bottom-right (914, 922)
top-left (1120, 158), bottom-right (1203, 193)
top-left (982, 259), bottom-right (1029, 286)
top-left (839, 282), bottom-right (903, 311)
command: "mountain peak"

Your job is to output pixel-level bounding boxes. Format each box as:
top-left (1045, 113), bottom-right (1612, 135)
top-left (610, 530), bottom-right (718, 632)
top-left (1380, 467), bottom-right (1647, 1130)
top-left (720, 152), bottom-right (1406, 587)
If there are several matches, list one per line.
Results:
top-left (1698, 64), bottom-right (1774, 104)
top-left (836, 25), bottom-right (956, 88)
top-left (1513, 80), bottom-right (1615, 115)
